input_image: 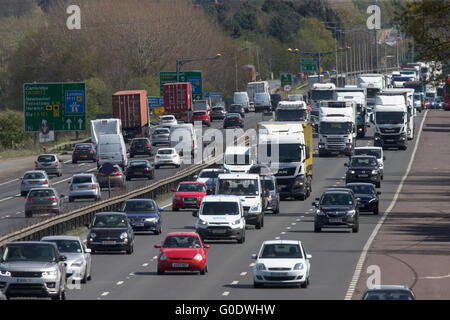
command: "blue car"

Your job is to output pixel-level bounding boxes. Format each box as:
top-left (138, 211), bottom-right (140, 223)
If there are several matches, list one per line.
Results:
top-left (118, 199), bottom-right (162, 234)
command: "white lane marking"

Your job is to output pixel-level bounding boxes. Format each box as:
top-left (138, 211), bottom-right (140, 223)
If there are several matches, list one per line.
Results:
top-left (53, 177), bottom-right (72, 185)
top-left (0, 197), bottom-right (13, 202)
top-left (15, 194), bottom-right (20, 197)
top-left (5, 215), bottom-right (10, 218)
top-left (79, 163), bottom-right (86, 166)
top-left (64, 160), bottom-right (71, 164)
top-left (301, 216), bottom-right (304, 218)
top-left (0, 178), bottom-right (18, 187)
top-left (240, 272), bottom-right (247, 276)
top-left (231, 281), bottom-right (239, 285)
top-left (291, 223), bottom-right (296, 225)
top-left (87, 168), bottom-right (96, 172)
top-left (249, 263), bottom-right (255, 267)
top-left (152, 256), bottom-right (158, 260)
top-left (296, 219), bottom-right (301, 221)
top-left (336, 181), bottom-right (341, 184)
top-left (15, 212), bottom-right (20, 215)
top-left (418, 274), bottom-right (450, 280)
top-left (275, 236), bottom-right (280, 240)
top-left (281, 232), bottom-right (286, 235)
top-left (142, 263), bottom-right (149, 267)
top-left (308, 208), bottom-right (313, 211)
top-left (222, 291), bottom-right (230, 296)
top-left (116, 281), bottom-right (124, 285)
top-left (101, 291), bottom-right (109, 296)
top-left (129, 272), bottom-right (134, 276)
top-left (345, 111), bottom-right (428, 300)
top-left (286, 226), bottom-right (291, 230)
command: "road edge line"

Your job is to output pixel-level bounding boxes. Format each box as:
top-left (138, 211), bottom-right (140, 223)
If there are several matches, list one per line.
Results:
top-left (344, 110), bottom-right (429, 300)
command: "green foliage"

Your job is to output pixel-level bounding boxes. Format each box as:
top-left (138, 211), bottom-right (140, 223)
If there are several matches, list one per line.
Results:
top-left (125, 76), bottom-right (160, 96)
top-left (85, 78), bottom-right (111, 124)
top-left (0, 110), bottom-right (31, 149)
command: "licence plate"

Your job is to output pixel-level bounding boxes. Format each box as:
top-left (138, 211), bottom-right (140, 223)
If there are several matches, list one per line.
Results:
top-left (101, 157), bottom-right (109, 160)
top-left (42, 164), bottom-right (50, 166)
top-left (133, 222), bottom-right (144, 227)
top-left (78, 186), bottom-right (87, 189)
top-left (138, 149), bottom-right (144, 152)
top-left (102, 241), bottom-right (116, 245)
top-left (329, 218), bottom-right (342, 223)
top-left (81, 155), bottom-right (87, 158)
top-left (358, 174), bottom-right (369, 178)
top-left (134, 172), bottom-right (142, 175)
top-left (30, 181), bottom-right (38, 184)
top-left (212, 229), bottom-right (226, 234)
top-left (172, 263), bottom-right (189, 268)
top-left (35, 205), bottom-right (46, 209)
top-left (16, 278), bottom-right (34, 283)
top-left (163, 161), bottom-right (172, 163)
top-left (270, 272), bottom-right (288, 277)
top-left (386, 139), bottom-right (394, 142)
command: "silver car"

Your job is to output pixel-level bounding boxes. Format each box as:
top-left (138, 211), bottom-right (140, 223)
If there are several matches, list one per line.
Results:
top-left (35, 154), bottom-right (62, 177)
top-left (0, 241), bottom-right (67, 300)
top-left (151, 127), bottom-right (170, 146)
top-left (68, 173), bottom-right (101, 202)
top-left (20, 170), bottom-right (51, 197)
top-left (97, 164), bottom-right (125, 189)
top-left (41, 236), bottom-right (92, 284)
top-left (24, 188), bottom-right (65, 218)
top-left (263, 175), bottom-right (280, 214)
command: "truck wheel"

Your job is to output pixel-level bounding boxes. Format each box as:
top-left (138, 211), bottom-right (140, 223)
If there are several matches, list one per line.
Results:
top-left (69, 197), bottom-right (74, 203)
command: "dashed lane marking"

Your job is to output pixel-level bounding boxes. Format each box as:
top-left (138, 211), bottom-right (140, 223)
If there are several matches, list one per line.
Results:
top-left (240, 272), bottom-right (247, 276)
top-left (101, 292), bottom-right (109, 296)
top-left (116, 281), bottom-right (124, 285)
top-left (222, 291), bottom-right (230, 296)
top-left (231, 281), bottom-right (239, 285)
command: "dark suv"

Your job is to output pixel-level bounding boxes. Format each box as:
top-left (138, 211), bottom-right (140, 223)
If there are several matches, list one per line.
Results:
top-left (129, 138), bottom-right (153, 158)
top-left (346, 183), bottom-right (381, 215)
top-left (228, 104), bottom-right (245, 117)
top-left (312, 188), bottom-right (359, 233)
top-left (72, 143), bottom-right (96, 163)
top-left (345, 155), bottom-right (381, 188)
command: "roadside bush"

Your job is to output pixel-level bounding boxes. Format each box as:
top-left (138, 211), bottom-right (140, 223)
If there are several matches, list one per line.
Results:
top-left (0, 110), bottom-right (32, 149)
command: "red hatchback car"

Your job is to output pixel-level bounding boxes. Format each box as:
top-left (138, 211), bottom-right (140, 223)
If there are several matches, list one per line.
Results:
top-left (172, 182), bottom-right (207, 211)
top-left (155, 232), bottom-right (209, 275)
top-left (191, 111), bottom-right (211, 126)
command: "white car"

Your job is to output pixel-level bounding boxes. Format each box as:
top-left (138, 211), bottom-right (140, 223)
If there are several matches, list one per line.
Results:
top-left (252, 240), bottom-right (311, 288)
top-left (159, 115), bottom-right (178, 127)
top-left (154, 148), bottom-right (181, 169)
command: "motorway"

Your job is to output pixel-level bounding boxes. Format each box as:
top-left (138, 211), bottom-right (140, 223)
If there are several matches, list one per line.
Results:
top-left (61, 112), bottom-right (427, 300)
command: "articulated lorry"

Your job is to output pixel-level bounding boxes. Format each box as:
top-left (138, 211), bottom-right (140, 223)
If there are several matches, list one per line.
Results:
top-left (333, 87), bottom-right (368, 138)
top-left (318, 101), bottom-right (357, 157)
top-left (247, 81), bottom-right (269, 106)
top-left (90, 118), bottom-right (122, 148)
top-left (275, 101), bottom-right (310, 122)
top-left (163, 82), bottom-right (193, 122)
top-left (357, 74), bottom-right (385, 112)
top-left (373, 95), bottom-right (408, 150)
top-left (257, 122), bottom-right (313, 200)
top-left (310, 83), bottom-right (336, 130)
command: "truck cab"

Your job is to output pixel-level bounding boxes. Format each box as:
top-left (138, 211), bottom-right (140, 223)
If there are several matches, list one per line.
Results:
top-left (357, 74), bottom-right (384, 113)
top-left (223, 146), bottom-right (254, 173)
top-left (275, 101), bottom-right (310, 122)
top-left (334, 89), bottom-right (367, 138)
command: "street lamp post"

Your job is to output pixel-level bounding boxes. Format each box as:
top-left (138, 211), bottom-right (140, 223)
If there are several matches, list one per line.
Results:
top-left (235, 47), bottom-right (249, 91)
top-left (176, 53), bottom-right (222, 82)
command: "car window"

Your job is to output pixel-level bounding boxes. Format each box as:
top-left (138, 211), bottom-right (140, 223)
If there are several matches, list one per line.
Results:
top-left (347, 185), bottom-right (375, 195)
top-left (122, 201), bottom-right (155, 212)
top-left (37, 155), bottom-right (55, 162)
top-left (260, 244), bottom-right (302, 259)
top-left (24, 172), bottom-right (45, 180)
top-left (363, 291), bottom-right (414, 300)
top-left (351, 157), bottom-right (377, 167)
top-left (320, 193), bottom-right (353, 206)
top-left (99, 144), bottom-right (120, 154)
top-left (200, 201), bottom-right (239, 216)
top-left (193, 111), bottom-right (206, 116)
top-left (263, 179), bottom-right (275, 190)
top-left (28, 189), bottom-right (55, 198)
top-left (45, 239), bottom-right (82, 253)
top-left (354, 149), bottom-right (381, 159)
top-left (1, 244), bottom-right (57, 263)
top-left (154, 129), bottom-right (169, 135)
top-left (158, 149), bottom-right (174, 155)
top-left (218, 179), bottom-right (258, 196)
top-left (199, 170), bottom-right (225, 178)
top-left (177, 184), bottom-right (206, 192)
top-left (76, 144), bottom-right (92, 150)
top-left (129, 161), bottom-right (149, 167)
top-left (163, 236), bottom-right (201, 249)
top-left (92, 215), bottom-right (127, 228)
top-left (132, 139), bottom-right (149, 145)
top-left (72, 176), bottom-right (93, 184)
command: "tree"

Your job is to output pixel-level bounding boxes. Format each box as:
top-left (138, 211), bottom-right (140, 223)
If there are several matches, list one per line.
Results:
top-left (0, 110), bottom-right (31, 149)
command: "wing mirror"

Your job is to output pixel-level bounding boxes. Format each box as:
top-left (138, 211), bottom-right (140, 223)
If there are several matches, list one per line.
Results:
top-left (306, 254), bottom-right (312, 259)
top-left (153, 244), bottom-right (161, 248)
top-left (192, 211), bottom-right (198, 217)
top-left (344, 163), bottom-right (348, 167)
top-left (312, 202), bottom-right (317, 207)
top-left (193, 175), bottom-right (198, 180)
top-left (205, 245), bottom-right (210, 249)
top-left (383, 156), bottom-right (386, 160)
top-left (59, 255), bottom-right (67, 262)
top-left (171, 188), bottom-right (176, 192)
top-left (85, 249), bottom-right (91, 253)
top-left (377, 191), bottom-right (381, 195)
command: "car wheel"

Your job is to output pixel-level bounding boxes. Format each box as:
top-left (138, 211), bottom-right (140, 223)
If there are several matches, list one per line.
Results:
top-left (255, 219), bottom-right (262, 230)
top-left (374, 206), bottom-right (379, 215)
top-left (51, 288), bottom-right (64, 300)
top-left (25, 211), bottom-right (32, 218)
top-left (20, 191), bottom-right (26, 197)
top-left (81, 269), bottom-right (88, 284)
top-left (157, 268), bottom-right (164, 275)
top-left (200, 265), bottom-right (207, 275)
top-left (237, 230), bottom-right (245, 243)
top-left (87, 268), bottom-right (92, 281)
top-left (155, 165), bottom-right (159, 169)
top-left (273, 207), bottom-right (279, 214)
top-left (126, 177), bottom-right (130, 181)
top-left (72, 160), bottom-right (77, 164)
top-left (253, 281), bottom-right (263, 288)
top-left (352, 222), bottom-right (359, 233)
top-left (173, 207), bottom-right (179, 211)
top-left (314, 224), bottom-right (321, 232)
top-left (130, 154), bottom-right (134, 158)
top-left (69, 197), bottom-right (74, 203)
top-left (126, 245), bottom-right (133, 255)
top-left (376, 181), bottom-right (381, 188)
top-left (300, 281), bottom-right (308, 288)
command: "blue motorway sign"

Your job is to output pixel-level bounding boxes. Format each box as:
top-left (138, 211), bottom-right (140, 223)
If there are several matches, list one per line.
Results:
top-left (65, 90), bottom-right (85, 113)
top-left (147, 97), bottom-right (164, 110)
top-left (205, 92), bottom-right (223, 99)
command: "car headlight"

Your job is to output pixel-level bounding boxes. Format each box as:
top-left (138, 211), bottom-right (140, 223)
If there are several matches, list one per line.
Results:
top-left (371, 170), bottom-right (378, 175)
top-left (346, 210), bottom-right (356, 217)
top-left (193, 253), bottom-right (203, 261)
top-left (368, 198), bottom-right (376, 203)
top-left (350, 170), bottom-right (356, 175)
top-left (249, 204), bottom-right (260, 213)
top-left (42, 270), bottom-right (58, 278)
top-left (89, 233), bottom-right (96, 238)
top-left (0, 270), bottom-right (11, 277)
top-left (255, 263), bottom-right (266, 271)
top-left (294, 263), bottom-right (304, 270)
top-left (199, 219), bottom-right (208, 226)
top-left (316, 209), bottom-right (325, 215)
top-left (173, 196), bottom-right (182, 201)
top-left (159, 253), bottom-right (167, 261)
top-left (120, 232), bottom-right (128, 240)
top-left (231, 218), bottom-right (241, 225)
top-left (71, 259), bottom-right (84, 267)
top-left (145, 218), bottom-right (157, 222)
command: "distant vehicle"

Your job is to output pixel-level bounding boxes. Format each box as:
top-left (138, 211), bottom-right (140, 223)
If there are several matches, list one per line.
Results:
top-left (90, 118), bottom-right (122, 149)
top-left (223, 113), bottom-right (244, 129)
top-left (251, 240), bottom-right (311, 288)
top-left (151, 127), bottom-right (170, 146)
top-left (312, 188), bottom-right (359, 233)
top-left (25, 187), bottom-right (65, 218)
top-left (210, 106), bottom-right (226, 121)
top-left (254, 92), bottom-right (272, 113)
top-left (191, 110), bottom-right (211, 126)
top-left (35, 154), bottom-right (62, 177)
top-left (125, 160), bottom-right (155, 181)
top-left (96, 164), bottom-right (125, 189)
top-left (171, 181), bottom-right (207, 212)
top-left (118, 199), bottom-right (162, 234)
top-left (155, 232), bottom-right (209, 275)
top-left (169, 123), bottom-right (197, 157)
top-left (0, 241), bottom-right (67, 300)
top-left (233, 92), bottom-right (250, 112)
top-left (193, 169), bottom-right (228, 195)
top-left (353, 147), bottom-right (385, 180)
top-left (193, 100), bottom-right (211, 115)
top-left (154, 148), bottom-right (181, 169)
top-left (247, 81), bottom-right (269, 105)
top-left (345, 183), bottom-right (381, 215)
top-left (129, 138), bottom-right (153, 157)
top-left (223, 146), bottom-right (254, 173)
top-left (194, 195), bottom-right (246, 243)
top-left (97, 133), bottom-right (128, 169)
top-left (270, 93), bottom-right (282, 110)
top-left (288, 94), bottom-right (304, 102)
top-left (262, 175), bottom-right (280, 214)
top-left (20, 170), bottom-right (51, 197)
top-left (41, 236), bottom-right (92, 284)
top-left (275, 101), bottom-right (309, 122)
top-left (159, 115), bottom-right (178, 127)
top-left (345, 155), bottom-right (381, 188)
top-left (86, 212), bottom-right (135, 254)
top-left (163, 82), bottom-right (192, 122)
top-left (68, 173), bottom-right (101, 202)
top-left (112, 90), bottom-right (149, 142)
top-left (228, 104), bottom-right (245, 117)
top-left (72, 143), bottom-right (96, 163)
top-left (362, 285), bottom-right (415, 300)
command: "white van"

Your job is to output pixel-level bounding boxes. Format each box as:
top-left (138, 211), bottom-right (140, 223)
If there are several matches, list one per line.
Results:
top-left (254, 92), bottom-right (271, 112)
top-left (169, 123), bottom-right (197, 157)
top-left (223, 146), bottom-right (254, 173)
top-left (194, 195), bottom-right (246, 243)
top-left (233, 92), bottom-right (251, 112)
top-left (97, 134), bottom-right (128, 169)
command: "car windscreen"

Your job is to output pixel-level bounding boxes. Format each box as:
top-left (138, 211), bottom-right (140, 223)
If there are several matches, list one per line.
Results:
top-left (212, 107), bottom-right (224, 112)
top-left (320, 193), bottom-right (353, 206)
top-left (45, 239), bottom-right (82, 253)
top-left (161, 116), bottom-right (174, 121)
top-left (76, 144), bottom-right (92, 150)
top-left (346, 184), bottom-right (376, 195)
top-left (319, 122), bottom-right (352, 135)
top-left (132, 139), bottom-right (149, 145)
top-left (122, 201), bottom-right (155, 212)
top-left (260, 244), bottom-right (302, 259)
top-left (24, 172), bottom-right (45, 180)
top-left (129, 161), bottom-right (148, 167)
top-left (199, 170), bottom-right (225, 178)
top-left (225, 153), bottom-right (250, 165)
top-left (375, 112), bottom-right (404, 124)
top-left (92, 215), bottom-right (127, 228)
top-left (226, 114), bottom-right (240, 119)
top-left (217, 179), bottom-right (259, 196)
top-left (177, 184), bottom-right (206, 192)
top-left (276, 109), bottom-right (307, 121)
top-left (363, 290), bottom-right (413, 300)
top-left (154, 129), bottom-right (169, 135)
top-left (72, 176), bottom-right (93, 184)
top-left (200, 201), bottom-right (239, 215)
top-left (311, 90), bottom-right (334, 100)
top-left (1, 244), bottom-right (57, 263)
top-left (354, 149), bottom-right (381, 159)
top-left (163, 236), bottom-right (201, 248)
top-left (193, 111), bottom-right (206, 116)
top-left (37, 155), bottom-right (55, 162)
top-left (158, 149), bottom-right (174, 155)
top-left (99, 144), bottom-right (120, 154)
top-left (263, 179), bottom-right (275, 190)
top-left (366, 88), bottom-right (380, 98)
top-left (351, 157), bottom-right (377, 167)
top-left (263, 143), bottom-right (302, 163)
top-left (28, 189), bottom-right (55, 198)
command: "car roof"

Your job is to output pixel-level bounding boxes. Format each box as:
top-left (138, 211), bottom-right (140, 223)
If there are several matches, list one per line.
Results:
top-left (323, 189), bottom-right (353, 195)
top-left (41, 235), bottom-right (81, 241)
top-left (124, 198), bottom-right (155, 203)
top-left (365, 285), bottom-right (412, 291)
top-left (38, 154), bottom-right (57, 157)
top-left (72, 173), bottom-right (94, 177)
top-left (354, 147), bottom-right (382, 151)
top-left (351, 155), bottom-right (377, 159)
top-left (164, 232), bottom-right (200, 237)
top-left (157, 148), bottom-right (175, 152)
top-left (202, 195), bottom-right (241, 202)
top-left (8, 241), bottom-right (57, 247)
top-left (23, 170), bottom-right (47, 174)
top-left (28, 187), bottom-right (56, 191)
top-left (179, 181), bottom-right (205, 185)
top-left (262, 240), bottom-right (301, 245)
top-left (346, 182), bottom-right (375, 187)
top-left (94, 211), bottom-right (127, 216)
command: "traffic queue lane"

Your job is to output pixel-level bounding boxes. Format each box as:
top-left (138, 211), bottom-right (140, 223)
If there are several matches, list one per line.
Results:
top-left (65, 113), bottom-right (426, 300)
top-left (0, 112), bottom-right (268, 237)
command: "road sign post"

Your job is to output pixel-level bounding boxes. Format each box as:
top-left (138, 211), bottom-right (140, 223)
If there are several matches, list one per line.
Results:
top-left (301, 58), bottom-right (317, 72)
top-left (100, 163), bottom-right (114, 198)
top-left (280, 73), bottom-right (293, 87)
top-left (23, 82), bottom-right (86, 132)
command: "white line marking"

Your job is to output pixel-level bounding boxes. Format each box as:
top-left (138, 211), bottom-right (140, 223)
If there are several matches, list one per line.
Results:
top-left (240, 272), bottom-right (247, 276)
top-left (15, 194), bottom-right (20, 197)
top-left (129, 272), bottom-right (134, 276)
top-left (275, 236), bottom-right (280, 240)
top-left (301, 216), bottom-right (304, 218)
top-left (101, 291), bottom-right (109, 296)
top-left (15, 212), bottom-right (20, 215)
top-left (345, 111), bottom-right (428, 300)
top-left (286, 226), bottom-right (291, 230)
top-left (296, 219), bottom-right (301, 221)
top-left (116, 281), bottom-right (124, 285)
top-left (249, 263), bottom-right (255, 267)
top-left (291, 223), bottom-right (296, 225)
top-left (152, 256), bottom-right (158, 260)
top-left (0, 179), bottom-right (18, 187)
top-left (5, 215), bottom-right (10, 218)
top-left (79, 163), bottom-right (86, 166)
top-left (53, 177), bottom-right (72, 185)
top-left (231, 281), bottom-right (239, 285)
top-left (142, 263), bottom-right (149, 267)
top-left (418, 274), bottom-right (450, 280)
top-left (308, 209), bottom-right (313, 211)
top-left (222, 291), bottom-right (230, 296)
top-left (0, 197), bottom-right (13, 202)
top-left (87, 168), bottom-right (96, 172)
top-left (64, 160), bottom-right (71, 164)
top-left (281, 232), bottom-right (286, 235)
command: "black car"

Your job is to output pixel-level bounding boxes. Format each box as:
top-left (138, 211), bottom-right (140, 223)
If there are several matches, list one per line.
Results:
top-left (211, 106), bottom-right (226, 121)
top-left (312, 189), bottom-right (359, 233)
top-left (86, 212), bottom-right (134, 254)
top-left (72, 143), bottom-right (96, 163)
top-left (117, 199), bottom-right (162, 234)
top-left (346, 183), bottom-right (381, 215)
top-left (228, 104), bottom-right (245, 117)
top-left (270, 94), bottom-right (282, 111)
top-left (345, 155), bottom-right (381, 188)
top-left (125, 160), bottom-right (155, 180)
top-left (129, 138), bottom-right (153, 157)
top-left (223, 113), bottom-right (244, 129)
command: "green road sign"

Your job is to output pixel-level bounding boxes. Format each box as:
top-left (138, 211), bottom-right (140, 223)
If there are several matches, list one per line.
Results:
top-left (301, 58), bottom-right (317, 71)
top-left (23, 82), bottom-right (86, 132)
top-left (159, 71), bottom-right (203, 100)
top-left (280, 73), bottom-right (292, 87)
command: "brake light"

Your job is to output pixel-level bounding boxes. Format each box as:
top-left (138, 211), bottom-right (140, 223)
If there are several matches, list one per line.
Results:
top-left (155, 155), bottom-right (160, 158)
top-left (73, 150), bottom-right (78, 154)
top-left (92, 184), bottom-right (96, 190)
top-left (55, 161), bottom-right (58, 167)
top-left (145, 144), bottom-right (150, 147)
top-left (43, 179), bottom-right (48, 185)
top-left (21, 180), bottom-right (25, 185)
top-left (96, 173), bottom-right (101, 177)
top-left (172, 154), bottom-right (177, 158)
top-left (115, 172), bottom-right (122, 176)
top-left (49, 197), bottom-right (57, 201)
top-left (96, 155), bottom-right (99, 161)
top-left (238, 118), bottom-right (242, 121)
top-left (26, 198), bottom-right (33, 202)
top-left (69, 186), bottom-right (73, 191)
top-left (122, 154), bottom-right (124, 160)
top-left (144, 168), bottom-right (150, 171)
top-left (90, 150), bottom-right (94, 153)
